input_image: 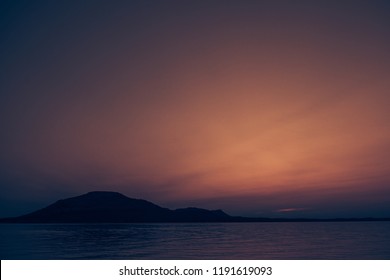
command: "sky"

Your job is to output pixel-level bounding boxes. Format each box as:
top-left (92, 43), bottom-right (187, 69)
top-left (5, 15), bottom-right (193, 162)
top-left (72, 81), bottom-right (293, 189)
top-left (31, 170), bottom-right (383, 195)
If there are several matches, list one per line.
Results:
top-left (1, 1), bottom-right (390, 218)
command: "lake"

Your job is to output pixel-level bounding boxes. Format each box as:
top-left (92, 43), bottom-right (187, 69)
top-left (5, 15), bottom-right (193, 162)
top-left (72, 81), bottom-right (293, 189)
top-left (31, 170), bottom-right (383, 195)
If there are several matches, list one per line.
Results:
top-left (1, 222), bottom-right (390, 259)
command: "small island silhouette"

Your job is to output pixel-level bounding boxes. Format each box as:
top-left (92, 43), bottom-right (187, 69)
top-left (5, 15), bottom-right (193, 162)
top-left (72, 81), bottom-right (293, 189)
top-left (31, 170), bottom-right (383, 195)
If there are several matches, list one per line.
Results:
top-left (1, 191), bottom-right (389, 223)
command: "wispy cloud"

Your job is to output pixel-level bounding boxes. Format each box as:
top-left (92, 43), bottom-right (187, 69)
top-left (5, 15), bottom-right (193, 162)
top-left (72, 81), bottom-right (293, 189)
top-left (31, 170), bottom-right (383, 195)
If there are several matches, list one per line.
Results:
top-left (275, 208), bottom-right (308, 213)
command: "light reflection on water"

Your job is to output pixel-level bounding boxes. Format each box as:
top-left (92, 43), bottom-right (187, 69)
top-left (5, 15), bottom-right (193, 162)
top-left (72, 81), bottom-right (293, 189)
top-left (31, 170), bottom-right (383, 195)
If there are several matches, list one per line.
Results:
top-left (1, 222), bottom-right (390, 259)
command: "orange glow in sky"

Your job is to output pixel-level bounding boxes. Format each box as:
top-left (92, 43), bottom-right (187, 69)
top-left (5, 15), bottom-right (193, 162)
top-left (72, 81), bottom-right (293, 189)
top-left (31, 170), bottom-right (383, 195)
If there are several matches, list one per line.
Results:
top-left (1, 1), bottom-right (390, 218)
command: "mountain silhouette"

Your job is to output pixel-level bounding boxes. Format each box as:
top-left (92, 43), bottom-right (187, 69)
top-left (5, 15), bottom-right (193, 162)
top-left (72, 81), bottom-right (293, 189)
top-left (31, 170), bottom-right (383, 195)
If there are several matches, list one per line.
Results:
top-left (1, 191), bottom-right (389, 223)
top-left (0, 191), bottom-right (232, 223)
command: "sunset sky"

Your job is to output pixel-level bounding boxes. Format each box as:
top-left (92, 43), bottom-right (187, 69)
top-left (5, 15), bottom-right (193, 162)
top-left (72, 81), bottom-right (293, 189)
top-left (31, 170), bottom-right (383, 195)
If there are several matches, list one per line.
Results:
top-left (1, 1), bottom-right (390, 218)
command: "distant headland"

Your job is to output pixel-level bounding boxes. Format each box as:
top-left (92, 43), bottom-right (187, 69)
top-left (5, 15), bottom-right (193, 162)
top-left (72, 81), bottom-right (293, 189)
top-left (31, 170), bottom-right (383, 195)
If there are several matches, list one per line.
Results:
top-left (0, 191), bottom-right (389, 223)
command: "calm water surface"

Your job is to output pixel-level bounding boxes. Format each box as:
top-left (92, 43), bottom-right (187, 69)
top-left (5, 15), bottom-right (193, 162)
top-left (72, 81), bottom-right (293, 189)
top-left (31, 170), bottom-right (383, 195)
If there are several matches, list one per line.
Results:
top-left (1, 222), bottom-right (390, 259)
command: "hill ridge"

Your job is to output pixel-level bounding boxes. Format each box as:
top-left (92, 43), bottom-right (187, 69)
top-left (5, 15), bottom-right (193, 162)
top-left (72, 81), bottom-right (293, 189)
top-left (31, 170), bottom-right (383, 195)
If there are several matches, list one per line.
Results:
top-left (1, 191), bottom-right (389, 223)
top-left (0, 191), bottom-right (231, 223)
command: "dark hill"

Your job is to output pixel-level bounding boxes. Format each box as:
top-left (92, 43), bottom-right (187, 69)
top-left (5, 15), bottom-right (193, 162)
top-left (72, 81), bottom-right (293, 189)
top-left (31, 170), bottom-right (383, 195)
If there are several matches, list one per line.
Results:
top-left (0, 191), bottom-right (232, 223)
top-left (173, 207), bottom-right (231, 222)
top-left (1, 191), bottom-right (389, 223)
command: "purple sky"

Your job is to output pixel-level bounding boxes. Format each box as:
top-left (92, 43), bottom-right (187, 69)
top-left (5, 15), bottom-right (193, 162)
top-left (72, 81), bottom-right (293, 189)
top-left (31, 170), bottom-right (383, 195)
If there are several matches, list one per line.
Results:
top-left (1, 1), bottom-right (390, 218)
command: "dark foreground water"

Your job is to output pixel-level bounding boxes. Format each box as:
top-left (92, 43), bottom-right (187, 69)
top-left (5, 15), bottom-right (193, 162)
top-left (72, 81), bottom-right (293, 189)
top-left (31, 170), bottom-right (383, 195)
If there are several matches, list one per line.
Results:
top-left (1, 222), bottom-right (390, 259)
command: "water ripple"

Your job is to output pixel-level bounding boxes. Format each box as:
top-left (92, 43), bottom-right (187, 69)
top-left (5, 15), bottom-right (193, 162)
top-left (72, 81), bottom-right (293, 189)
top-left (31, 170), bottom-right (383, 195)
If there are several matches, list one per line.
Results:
top-left (1, 222), bottom-right (390, 259)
